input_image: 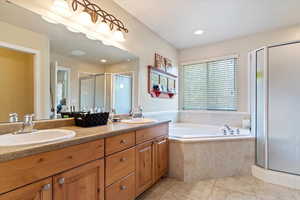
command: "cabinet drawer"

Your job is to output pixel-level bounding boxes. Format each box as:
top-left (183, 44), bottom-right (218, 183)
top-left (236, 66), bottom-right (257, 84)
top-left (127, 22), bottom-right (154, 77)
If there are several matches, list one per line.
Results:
top-left (0, 178), bottom-right (52, 200)
top-left (105, 132), bottom-right (135, 155)
top-left (136, 123), bottom-right (168, 144)
top-left (105, 147), bottom-right (135, 186)
top-left (105, 173), bottom-right (135, 200)
top-left (0, 139), bottom-right (104, 194)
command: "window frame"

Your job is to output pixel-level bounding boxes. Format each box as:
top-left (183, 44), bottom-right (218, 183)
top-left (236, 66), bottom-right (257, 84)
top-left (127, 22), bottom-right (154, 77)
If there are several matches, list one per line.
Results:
top-left (180, 55), bottom-right (239, 112)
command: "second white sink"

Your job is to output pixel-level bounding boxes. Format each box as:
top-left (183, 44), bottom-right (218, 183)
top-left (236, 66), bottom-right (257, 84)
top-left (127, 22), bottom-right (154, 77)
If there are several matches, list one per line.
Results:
top-left (0, 129), bottom-right (76, 147)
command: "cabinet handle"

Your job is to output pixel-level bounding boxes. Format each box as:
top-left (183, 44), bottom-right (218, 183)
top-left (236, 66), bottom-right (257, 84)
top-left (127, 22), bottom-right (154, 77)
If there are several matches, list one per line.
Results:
top-left (120, 139), bottom-right (126, 144)
top-left (120, 157), bottom-right (127, 162)
top-left (120, 185), bottom-right (127, 190)
top-left (58, 178), bottom-right (65, 185)
top-left (42, 183), bottom-right (51, 191)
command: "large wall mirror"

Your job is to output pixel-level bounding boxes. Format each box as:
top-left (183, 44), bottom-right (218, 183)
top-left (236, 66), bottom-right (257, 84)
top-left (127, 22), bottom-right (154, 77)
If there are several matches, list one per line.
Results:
top-left (0, 1), bottom-right (139, 123)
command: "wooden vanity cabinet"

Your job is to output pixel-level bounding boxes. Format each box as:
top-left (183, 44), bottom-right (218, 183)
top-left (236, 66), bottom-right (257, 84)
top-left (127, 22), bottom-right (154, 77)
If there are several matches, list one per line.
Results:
top-left (154, 136), bottom-right (169, 182)
top-left (135, 141), bottom-right (154, 196)
top-left (0, 178), bottom-right (52, 200)
top-left (53, 159), bottom-right (105, 200)
top-left (0, 122), bottom-right (169, 200)
top-left (135, 125), bottom-right (169, 197)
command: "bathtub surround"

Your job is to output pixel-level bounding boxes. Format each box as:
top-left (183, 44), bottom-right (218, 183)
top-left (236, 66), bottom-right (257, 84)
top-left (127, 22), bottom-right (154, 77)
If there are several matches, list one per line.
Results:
top-left (179, 110), bottom-right (249, 128)
top-left (169, 137), bottom-right (255, 182)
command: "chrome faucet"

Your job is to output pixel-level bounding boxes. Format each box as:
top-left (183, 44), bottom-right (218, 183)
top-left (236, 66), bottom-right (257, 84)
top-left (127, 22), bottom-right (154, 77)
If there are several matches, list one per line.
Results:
top-left (9, 113), bottom-right (18, 123)
top-left (138, 106), bottom-right (144, 118)
top-left (15, 114), bottom-right (36, 134)
top-left (224, 124), bottom-right (234, 135)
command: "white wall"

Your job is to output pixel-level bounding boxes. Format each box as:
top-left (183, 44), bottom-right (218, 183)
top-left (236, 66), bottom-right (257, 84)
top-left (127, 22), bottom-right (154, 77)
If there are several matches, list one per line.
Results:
top-left (179, 24), bottom-right (300, 113)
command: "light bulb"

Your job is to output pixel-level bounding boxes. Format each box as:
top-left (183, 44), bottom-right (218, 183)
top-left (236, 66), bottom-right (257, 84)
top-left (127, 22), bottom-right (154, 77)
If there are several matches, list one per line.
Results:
top-left (96, 21), bottom-right (110, 34)
top-left (78, 10), bottom-right (91, 25)
top-left (52, 0), bottom-right (71, 16)
top-left (113, 30), bottom-right (125, 42)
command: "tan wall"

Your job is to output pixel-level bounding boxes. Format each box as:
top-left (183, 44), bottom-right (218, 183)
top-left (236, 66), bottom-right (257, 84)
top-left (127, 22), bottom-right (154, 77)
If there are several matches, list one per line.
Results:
top-left (0, 21), bottom-right (50, 119)
top-left (179, 24), bottom-right (300, 112)
top-left (0, 47), bottom-right (34, 122)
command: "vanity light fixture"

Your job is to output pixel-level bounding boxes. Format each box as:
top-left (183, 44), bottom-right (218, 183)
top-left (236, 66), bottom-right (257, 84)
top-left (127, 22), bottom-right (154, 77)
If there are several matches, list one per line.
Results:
top-left (78, 9), bottom-right (92, 25)
top-left (96, 20), bottom-right (110, 34)
top-left (71, 0), bottom-right (128, 41)
top-left (113, 29), bottom-right (125, 42)
top-left (100, 59), bottom-right (107, 63)
top-left (52, 0), bottom-right (71, 16)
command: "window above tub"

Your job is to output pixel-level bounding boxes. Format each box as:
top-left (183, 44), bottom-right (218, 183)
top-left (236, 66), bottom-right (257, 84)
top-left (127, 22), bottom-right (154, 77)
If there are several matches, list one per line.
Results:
top-left (182, 56), bottom-right (238, 111)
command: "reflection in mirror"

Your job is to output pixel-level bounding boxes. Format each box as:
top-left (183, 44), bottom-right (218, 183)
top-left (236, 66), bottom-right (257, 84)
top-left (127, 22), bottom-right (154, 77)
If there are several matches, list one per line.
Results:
top-left (0, 2), bottom-right (139, 123)
top-left (0, 47), bottom-right (34, 122)
top-left (113, 73), bottom-right (133, 114)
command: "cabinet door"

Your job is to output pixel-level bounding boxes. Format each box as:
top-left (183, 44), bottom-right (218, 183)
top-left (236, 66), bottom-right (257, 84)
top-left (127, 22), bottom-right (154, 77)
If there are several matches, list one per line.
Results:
top-left (135, 141), bottom-right (154, 197)
top-left (53, 159), bottom-right (104, 200)
top-left (154, 137), bottom-right (169, 182)
top-left (0, 178), bottom-right (52, 200)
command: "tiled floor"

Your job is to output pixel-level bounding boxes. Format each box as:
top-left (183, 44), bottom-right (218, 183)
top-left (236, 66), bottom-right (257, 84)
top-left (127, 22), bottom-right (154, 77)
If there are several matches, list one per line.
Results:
top-left (138, 176), bottom-right (300, 200)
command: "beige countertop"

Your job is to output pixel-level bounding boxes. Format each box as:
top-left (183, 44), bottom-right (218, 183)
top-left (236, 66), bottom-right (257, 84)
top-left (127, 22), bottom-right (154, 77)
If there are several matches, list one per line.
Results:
top-left (0, 120), bottom-right (170, 163)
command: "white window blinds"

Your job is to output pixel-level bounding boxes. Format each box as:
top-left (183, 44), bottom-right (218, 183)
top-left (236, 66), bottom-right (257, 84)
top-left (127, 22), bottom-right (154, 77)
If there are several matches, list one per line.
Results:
top-left (183, 58), bottom-right (238, 111)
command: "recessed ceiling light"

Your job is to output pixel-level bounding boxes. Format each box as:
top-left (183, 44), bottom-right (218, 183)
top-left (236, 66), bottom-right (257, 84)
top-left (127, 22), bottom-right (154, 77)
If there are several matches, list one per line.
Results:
top-left (100, 59), bottom-right (107, 63)
top-left (71, 50), bottom-right (86, 56)
top-left (194, 29), bottom-right (204, 35)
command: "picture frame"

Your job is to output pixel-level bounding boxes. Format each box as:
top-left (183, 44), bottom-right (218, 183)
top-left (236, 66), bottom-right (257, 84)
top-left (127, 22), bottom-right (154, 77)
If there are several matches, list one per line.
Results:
top-left (151, 72), bottom-right (159, 89)
top-left (167, 78), bottom-right (176, 93)
top-left (159, 75), bottom-right (168, 92)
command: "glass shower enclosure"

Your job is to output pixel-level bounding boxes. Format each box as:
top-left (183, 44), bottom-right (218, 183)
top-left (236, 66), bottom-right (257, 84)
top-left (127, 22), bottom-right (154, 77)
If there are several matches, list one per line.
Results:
top-left (250, 41), bottom-right (300, 175)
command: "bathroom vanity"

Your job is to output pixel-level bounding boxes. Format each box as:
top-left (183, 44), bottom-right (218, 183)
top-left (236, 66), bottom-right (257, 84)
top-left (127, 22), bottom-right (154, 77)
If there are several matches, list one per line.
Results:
top-left (0, 121), bottom-right (169, 200)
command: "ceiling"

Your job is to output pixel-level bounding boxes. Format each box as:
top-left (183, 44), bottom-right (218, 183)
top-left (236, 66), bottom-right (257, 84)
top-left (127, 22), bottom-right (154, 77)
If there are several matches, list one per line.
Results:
top-left (0, 1), bottom-right (137, 65)
top-left (114, 0), bottom-right (300, 49)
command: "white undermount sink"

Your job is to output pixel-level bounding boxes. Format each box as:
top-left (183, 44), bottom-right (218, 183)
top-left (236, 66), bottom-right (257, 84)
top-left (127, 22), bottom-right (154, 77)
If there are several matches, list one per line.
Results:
top-left (121, 118), bottom-right (157, 124)
top-left (0, 129), bottom-right (76, 147)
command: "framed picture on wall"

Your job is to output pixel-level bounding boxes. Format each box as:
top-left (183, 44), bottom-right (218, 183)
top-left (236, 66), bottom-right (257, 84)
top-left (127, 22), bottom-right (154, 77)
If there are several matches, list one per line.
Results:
top-left (151, 72), bottom-right (159, 90)
top-left (159, 75), bottom-right (168, 92)
top-left (167, 78), bottom-right (176, 93)
top-left (155, 53), bottom-right (166, 71)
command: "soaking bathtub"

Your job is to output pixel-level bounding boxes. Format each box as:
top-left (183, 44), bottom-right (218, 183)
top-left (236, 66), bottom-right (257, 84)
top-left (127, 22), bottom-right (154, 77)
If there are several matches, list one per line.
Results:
top-left (168, 123), bottom-right (255, 181)
top-left (169, 123), bottom-right (252, 141)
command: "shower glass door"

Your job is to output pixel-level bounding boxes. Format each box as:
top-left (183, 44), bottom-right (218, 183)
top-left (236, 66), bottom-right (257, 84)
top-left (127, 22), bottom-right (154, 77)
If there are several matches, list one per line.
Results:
top-left (268, 42), bottom-right (300, 175)
top-left (255, 49), bottom-right (266, 168)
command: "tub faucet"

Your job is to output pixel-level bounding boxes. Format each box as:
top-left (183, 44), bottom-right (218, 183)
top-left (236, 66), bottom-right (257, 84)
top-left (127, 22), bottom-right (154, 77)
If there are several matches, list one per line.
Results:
top-left (224, 124), bottom-right (234, 135)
